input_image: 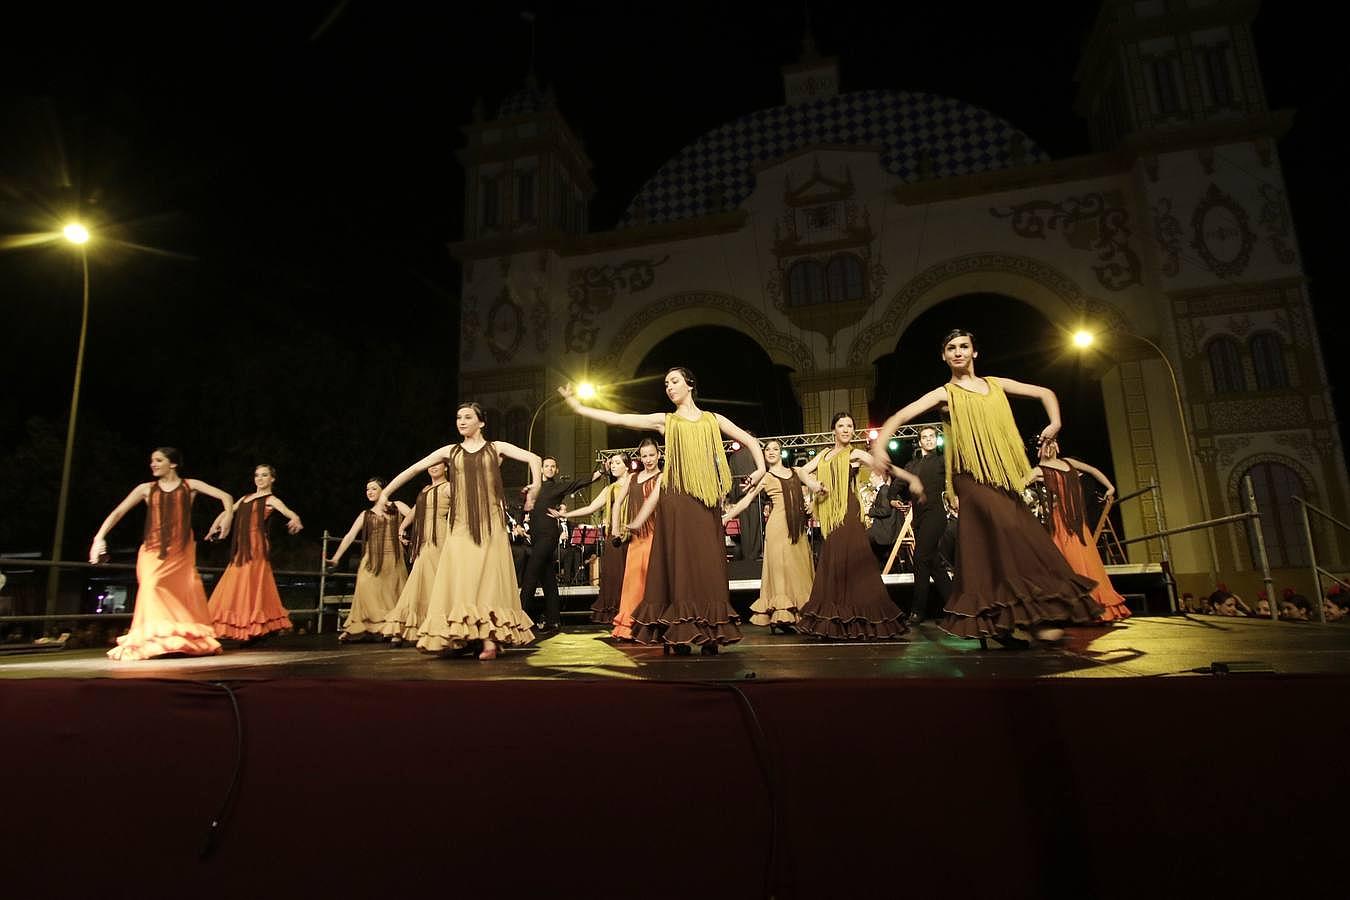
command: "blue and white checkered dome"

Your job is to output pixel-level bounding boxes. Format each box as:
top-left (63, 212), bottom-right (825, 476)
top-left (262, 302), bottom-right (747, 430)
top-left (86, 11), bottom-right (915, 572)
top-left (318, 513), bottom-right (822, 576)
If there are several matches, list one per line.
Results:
top-left (620, 88), bottom-right (1048, 227)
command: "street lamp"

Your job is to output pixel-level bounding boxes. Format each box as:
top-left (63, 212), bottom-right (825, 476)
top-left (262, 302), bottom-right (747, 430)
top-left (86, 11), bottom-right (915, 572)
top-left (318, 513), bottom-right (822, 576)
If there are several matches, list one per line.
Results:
top-left (527, 381), bottom-right (596, 455)
top-left (46, 223), bottom-right (93, 618)
top-left (1071, 328), bottom-right (1219, 582)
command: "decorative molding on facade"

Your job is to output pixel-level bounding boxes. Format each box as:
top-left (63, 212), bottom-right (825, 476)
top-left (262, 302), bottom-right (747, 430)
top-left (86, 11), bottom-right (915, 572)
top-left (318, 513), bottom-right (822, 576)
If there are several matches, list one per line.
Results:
top-left (990, 190), bottom-right (1142, 291)
top-left (564, 255), bottom-right (671, 354)
top-left (847, 252), bottom-right (1129, 366)
top-left (485, 286), bottom-right (526, 363)
top-left (1258, 184), bottom-right (1297, 265)
top-left (1205, 397), bottom-right (1307, 432)
top-left (1152, 198), bottom-right (1184, 277)
top-left (593, 290), bottom-right (816, 375)
top-left (1189, 182), bottom-right (1256, 278)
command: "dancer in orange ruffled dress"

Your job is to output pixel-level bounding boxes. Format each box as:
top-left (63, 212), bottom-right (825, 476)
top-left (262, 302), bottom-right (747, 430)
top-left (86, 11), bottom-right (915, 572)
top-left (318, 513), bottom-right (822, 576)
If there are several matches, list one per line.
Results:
top-left (208, 463), bottom-right (304, 642)
top-left (89, 447), bottom-right (234, 660)
top-left (1028, 440), bottom-right (1132, 622)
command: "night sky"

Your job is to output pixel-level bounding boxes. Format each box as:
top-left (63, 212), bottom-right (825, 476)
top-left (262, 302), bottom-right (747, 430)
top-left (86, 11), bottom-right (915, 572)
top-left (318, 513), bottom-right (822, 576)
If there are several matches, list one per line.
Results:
top-left (0, 2), bottom-right (1337, 557)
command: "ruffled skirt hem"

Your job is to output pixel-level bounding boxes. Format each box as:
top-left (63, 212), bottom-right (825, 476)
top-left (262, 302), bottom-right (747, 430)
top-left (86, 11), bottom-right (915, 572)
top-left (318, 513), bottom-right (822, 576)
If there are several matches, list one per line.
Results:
top-left (416, 609), bottom-right (536, 654)
top-left (213, 615), bottom-right (292, 641)
top-left (107, 623), bottom-right (223, 661)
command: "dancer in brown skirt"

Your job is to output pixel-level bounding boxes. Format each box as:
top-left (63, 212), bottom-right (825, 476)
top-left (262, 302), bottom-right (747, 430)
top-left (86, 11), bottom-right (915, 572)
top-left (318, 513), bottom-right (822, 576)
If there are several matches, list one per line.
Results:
top-left (554, 452), bottom-right (633, 634)
top-left (795, 412), bottom-right (924, 639)
top-left (559, 366), bottom-right (766, 655)
top-left (871, 329), bottom-right (1099, 645)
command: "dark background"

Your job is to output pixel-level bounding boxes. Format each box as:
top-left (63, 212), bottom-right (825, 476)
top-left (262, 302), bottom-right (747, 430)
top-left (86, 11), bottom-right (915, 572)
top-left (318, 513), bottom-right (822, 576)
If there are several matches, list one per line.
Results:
top-left (0, 1), bottom-right (1336, 561)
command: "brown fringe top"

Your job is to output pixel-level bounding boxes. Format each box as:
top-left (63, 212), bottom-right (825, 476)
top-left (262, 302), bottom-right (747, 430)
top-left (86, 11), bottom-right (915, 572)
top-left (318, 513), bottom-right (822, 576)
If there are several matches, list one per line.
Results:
top-left (142, 480), bottom-right (194, 559)
top-left (774, 471), bottom-right (808, 544)
top-left (361, 511), bottom-right (399, 575)
top-left (1042, 465), bottom-right (1088, 545)
top-left (447, 443), bottom-right (506, 547)
top-left (229, 495), bottom-right (271, 565)
top-left (620, 472), bottom-right (658, 539)
top-left (411, 481), bottom-right (450, 560)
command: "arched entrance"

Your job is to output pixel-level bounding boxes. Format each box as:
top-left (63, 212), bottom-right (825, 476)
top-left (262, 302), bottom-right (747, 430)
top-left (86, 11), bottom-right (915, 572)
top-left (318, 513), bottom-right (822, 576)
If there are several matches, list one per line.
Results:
top-left (604, 325), bottom-right (803, 451)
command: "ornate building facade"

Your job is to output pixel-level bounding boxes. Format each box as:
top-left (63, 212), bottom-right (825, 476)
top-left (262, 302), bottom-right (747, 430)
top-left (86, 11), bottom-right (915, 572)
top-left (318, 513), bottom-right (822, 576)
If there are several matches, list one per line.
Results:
top-left (452, 0), bottom-right (1348, 593)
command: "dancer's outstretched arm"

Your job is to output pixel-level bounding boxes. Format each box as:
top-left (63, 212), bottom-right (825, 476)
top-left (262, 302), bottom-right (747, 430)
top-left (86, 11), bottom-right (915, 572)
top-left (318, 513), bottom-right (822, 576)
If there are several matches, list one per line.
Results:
top-left (558, 384), bottom-right (666, 433)
top-left (1064, 457), bottom-right (1115, 498)
top-left (556, 483), bottom-right (610, 519)
top-left (187, 479), bottom-right (235, 540)
top-left (721, 480), bottom-right (765, 524)
top-left (998, 377), bottom-right (1062, 452)
top-left (714, 413), bottom-right (767, 487)
top-left (267, 495), bottom-right (305, 534)
top-left (89, 484), bottom-right (152, 563)
top-left (328, 512), bottom-right (367, 566)
top-left (493, 441), bottom-right (543, 511)
top-left (382, 445), bottom-right (457, 500)
top-left (870, 386), bottom-right (949, 475)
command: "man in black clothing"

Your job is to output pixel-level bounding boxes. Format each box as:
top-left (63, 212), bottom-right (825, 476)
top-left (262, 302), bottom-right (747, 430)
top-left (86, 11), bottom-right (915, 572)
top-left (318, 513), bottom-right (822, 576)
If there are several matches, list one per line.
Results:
top-left (519, 457), bottom-right (602, 633)
top-left (866, 473), bottom-right (903, 566)
top-left (903, 426), bottom-right (953, 624)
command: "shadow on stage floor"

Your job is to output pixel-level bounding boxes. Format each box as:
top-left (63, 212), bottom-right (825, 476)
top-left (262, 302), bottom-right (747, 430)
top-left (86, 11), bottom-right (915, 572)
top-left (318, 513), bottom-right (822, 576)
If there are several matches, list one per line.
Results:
top-left (3, 617), bottom-right (1347, 899)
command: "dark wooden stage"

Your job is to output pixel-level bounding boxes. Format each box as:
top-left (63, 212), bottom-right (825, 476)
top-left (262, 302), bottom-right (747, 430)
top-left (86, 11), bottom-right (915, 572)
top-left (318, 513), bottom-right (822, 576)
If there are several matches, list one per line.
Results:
top-left (4, 616), bottom-right (1347, 899)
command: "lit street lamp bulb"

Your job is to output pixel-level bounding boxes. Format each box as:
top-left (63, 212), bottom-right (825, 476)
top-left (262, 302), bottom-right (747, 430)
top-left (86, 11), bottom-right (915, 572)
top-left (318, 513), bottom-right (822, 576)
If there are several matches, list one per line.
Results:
top-left (1072, 330), bottom-right (1094, 348)
top-left (576, 382), bottom-right (597, 400)
top-left (63, 223), bottom-right (90, 245)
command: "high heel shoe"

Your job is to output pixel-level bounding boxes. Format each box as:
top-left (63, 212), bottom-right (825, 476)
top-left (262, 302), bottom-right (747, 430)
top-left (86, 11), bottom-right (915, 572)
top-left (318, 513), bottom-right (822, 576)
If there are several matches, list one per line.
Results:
top-left (477, 642), bottom-right (499, 660)
top-left (672, 644), bottom-right (692, 656)
top-left (700, 643), bottom-right (719, 656)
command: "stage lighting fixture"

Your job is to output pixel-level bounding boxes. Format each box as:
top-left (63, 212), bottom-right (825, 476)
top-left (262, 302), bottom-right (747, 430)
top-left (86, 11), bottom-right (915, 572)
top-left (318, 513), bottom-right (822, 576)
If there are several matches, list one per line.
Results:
top-left (888, 439), bottom-right (899, 451)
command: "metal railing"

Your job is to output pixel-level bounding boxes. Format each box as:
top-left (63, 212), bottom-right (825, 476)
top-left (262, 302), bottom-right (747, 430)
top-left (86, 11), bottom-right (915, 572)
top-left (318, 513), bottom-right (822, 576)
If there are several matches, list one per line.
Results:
top-left (0, 531), bottom-right (361, 635)
top-left (1117, 474), bottom-right (1274, 617)
top-left (1293, 496), bottom-right (1350, 625)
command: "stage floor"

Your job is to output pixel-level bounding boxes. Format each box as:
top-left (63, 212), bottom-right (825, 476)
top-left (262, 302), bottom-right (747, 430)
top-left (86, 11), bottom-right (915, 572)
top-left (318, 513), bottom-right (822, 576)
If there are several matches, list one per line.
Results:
top-left (3, 615), bottom-right (1347, 681)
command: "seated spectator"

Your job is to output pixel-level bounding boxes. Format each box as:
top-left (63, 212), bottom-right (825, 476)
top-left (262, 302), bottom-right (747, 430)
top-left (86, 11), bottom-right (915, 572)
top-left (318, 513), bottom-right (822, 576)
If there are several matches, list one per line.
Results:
top-left (1325, 585), bottom-right (1349, 623)
top-left (1208, 587), bottom-right (1253, 617)
top-left (1279, 588), bottom-right (1311, 621)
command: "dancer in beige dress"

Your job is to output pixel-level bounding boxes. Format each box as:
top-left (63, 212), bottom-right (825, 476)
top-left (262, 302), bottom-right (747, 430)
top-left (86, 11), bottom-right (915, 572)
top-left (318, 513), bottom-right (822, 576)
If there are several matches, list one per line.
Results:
top-left (381, 459), bottom-right (451, 645)
top-left (328, 478), bottom-right (411, 642)
top-left (721, 438), bottom-right (815, 632)
top-left (378, 402), bottom-right (541, 660)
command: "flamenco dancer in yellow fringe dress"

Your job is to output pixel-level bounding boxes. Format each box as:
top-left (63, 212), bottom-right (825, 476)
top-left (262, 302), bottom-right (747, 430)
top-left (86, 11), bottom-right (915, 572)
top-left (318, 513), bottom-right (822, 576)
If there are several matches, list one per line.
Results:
top-left (871, 329), bottom-right (1099, 645)
top-left (380, 459), bottom-right (452, 645)
top-left (721, 438), bottom-right (815, 632)
top-left (328, 478), bottom-right (411, 642)
top-left (379, 402), bottom-right (541, 660)
top-left (795, 413), bottom-right (923, 639)
top-left (560, 366), bottom-right (765, 655)
top-left (89, 447), bottom-right (232, 660)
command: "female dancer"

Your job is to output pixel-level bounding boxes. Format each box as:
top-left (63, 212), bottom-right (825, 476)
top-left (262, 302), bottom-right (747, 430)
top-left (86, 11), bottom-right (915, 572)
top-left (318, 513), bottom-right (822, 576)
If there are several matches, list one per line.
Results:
top-left (378, 402), bottom-right (541, 660)
top-left (207, 463), bottom-right (304, 642)
top-left (560, 366), bottom-right (765, 654)
top-left (870, 329), bottom-right (1099, 644)
top-left (1028, 440), bottom-right (1131, 622)
top-left (610, 439), bottom-right (661, 640)
top-left (554, 452), bottom-right (633, 635)
top-left (380, 459), bottom-right (451, 645)
top-left (88, 447), bottom-right (232, 660)
top-left (721, 438), bottom-right (815, 633)
top-left (328, 478), bottom-right (410, 642)
top-left (794, 414), bottom-right (920, 639)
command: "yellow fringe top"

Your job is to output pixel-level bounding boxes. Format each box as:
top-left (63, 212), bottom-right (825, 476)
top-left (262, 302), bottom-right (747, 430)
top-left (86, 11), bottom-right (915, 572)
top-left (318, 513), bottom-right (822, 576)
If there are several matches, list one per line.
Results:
top-left (814, 448), bottom-right (861, 538)
top-left (661, 411), bottom-right (733, 509)
top-left (943, 376), bottom-right (1032, 496)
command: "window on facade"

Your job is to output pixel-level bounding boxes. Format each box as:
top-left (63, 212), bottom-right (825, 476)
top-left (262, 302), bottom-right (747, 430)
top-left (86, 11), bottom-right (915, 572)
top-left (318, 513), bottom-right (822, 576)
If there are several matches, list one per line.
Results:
top-left (516, 171), bottom-right (535, 222)
top-left (1249, 333), bottom-right (1288, 390)
top-left (1151, 57), bottom-right (1183, 115)
top-left (787, 260), bottom-right (827, 307)
top-left (1198, 44), bottom-right (1234, 108)
top-left (482, 177), bottom-right (500, 229)
top-left (825, 254), bottom-right (865, 303)
top-left (1242, 461), bottom-right (1308, 568)
top-left (804, 205), bottom-right (837, 231)
top-left (1206, 336), bottom-right (1246, 394)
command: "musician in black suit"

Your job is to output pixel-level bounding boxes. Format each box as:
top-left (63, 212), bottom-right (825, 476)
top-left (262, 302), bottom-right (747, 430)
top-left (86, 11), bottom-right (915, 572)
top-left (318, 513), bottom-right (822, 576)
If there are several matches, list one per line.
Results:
top-left (519, 457), bottom-right (602, 633)
top-left (902, 426), bottom-right (953, 624)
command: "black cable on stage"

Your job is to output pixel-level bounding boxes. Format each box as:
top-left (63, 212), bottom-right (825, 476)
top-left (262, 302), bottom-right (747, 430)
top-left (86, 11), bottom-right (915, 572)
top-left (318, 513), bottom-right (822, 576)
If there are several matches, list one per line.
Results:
top-left (716, 680), bottom-right (786, 900)
top-left (200, 680), bottom-right (244, 860)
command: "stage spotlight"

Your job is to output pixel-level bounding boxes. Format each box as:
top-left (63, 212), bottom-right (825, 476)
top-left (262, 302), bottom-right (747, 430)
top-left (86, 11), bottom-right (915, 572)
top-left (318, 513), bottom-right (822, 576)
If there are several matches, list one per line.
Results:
top-left (730, 440), bottom-right (741, 451)
top-left (780, 449), bottom-right (789, 460)
top-left (868, 429), bottom-right (878, 441)
top-left (808, 449), bottom-right (816, 457)
top-left (63, 223), bottom-right (90, 245)
top-left (1072, 330), bottom-right (1094, 348)
top-left (936, 435), bottom-right (944, 448)
top-left (576, 382), bottom-right (597, 400)
top-left (887, 439), bottom-right (899, 452)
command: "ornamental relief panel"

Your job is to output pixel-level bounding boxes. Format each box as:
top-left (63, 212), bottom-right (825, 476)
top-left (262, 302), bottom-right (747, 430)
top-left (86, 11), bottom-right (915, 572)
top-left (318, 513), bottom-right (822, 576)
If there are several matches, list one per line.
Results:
top-left (564, 256), bottom-right (671, 354)
top-left (1152, 198), bottom-right (1184, 277)
top-left (1204, 397), bottom-right (1307, 432)
top-left (485, 286), bottom-right (526, 364)
top-left (1214, 435), bottom-right (1253, 469)
top-left (989, 190), bottom-right (1142, 291)
top-left (1190, 183), bottom-right (1256, 279)
top-left (1258, 185), bottom-right (1297, 265)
